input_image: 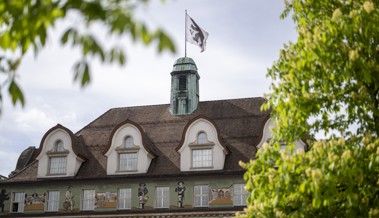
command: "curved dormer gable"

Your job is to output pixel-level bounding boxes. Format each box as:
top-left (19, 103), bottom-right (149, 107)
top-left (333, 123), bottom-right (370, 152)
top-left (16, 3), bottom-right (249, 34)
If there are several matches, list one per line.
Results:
top-left (257, 118), bottom-right (307, 152)
top-left (36, 124), bottom-right (86, 178)
top-left (104, 119), bottom-right (156, 175)
top-left (176, 116), bottom-right (229, 172)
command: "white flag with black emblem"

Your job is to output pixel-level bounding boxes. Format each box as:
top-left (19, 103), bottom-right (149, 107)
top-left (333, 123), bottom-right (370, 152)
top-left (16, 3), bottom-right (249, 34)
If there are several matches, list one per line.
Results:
top-left (186, 14), bottom-right (209, 52)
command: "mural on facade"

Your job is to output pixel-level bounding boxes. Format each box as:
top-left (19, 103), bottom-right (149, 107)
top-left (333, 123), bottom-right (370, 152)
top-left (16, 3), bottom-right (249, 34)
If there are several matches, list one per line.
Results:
top-left (63, 186), bottom-right (74, 211)
top-left (138, 183), bottom-right (148, 209)
top-left (0, 189), bottom-right (9, 212)
top-left (24, 192), bottom-right (46, 211)
top-left (95, 192), bottom-right (117, 208)
top-left (210, 186), bottom-right (233, 205)
top-left (175, 181), bottom-right (186, 208)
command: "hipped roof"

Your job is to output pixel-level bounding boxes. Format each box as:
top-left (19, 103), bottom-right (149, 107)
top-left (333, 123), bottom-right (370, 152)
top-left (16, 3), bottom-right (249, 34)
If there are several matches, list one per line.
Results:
top-left (7, 97), bottom-right (270, 182)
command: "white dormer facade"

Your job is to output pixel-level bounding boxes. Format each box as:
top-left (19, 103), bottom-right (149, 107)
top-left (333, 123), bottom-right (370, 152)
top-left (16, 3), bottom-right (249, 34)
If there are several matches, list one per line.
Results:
top-left (178, 117), bottom-right (229, 171)
top-left (105, 122), bottom-right (154, 175)
top-left (36, 126), bottom-right (85, 178)
top-left (257, 118), bottom-right (307, 151)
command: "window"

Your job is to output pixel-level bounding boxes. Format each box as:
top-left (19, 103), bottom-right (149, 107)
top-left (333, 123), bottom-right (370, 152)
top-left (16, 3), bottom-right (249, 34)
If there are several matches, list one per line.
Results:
top-left (119, 153), bottom-right (137, 171)
top-left (49, 156), bottom-right (67, 174)
top-left (55, 140), bottom-right (64, 152)
top-left (194, 185), bottom-right (208, 207)
top-left (124, 136), bottom-right (133, 148)
top-left (82, 190), bottom-right (95, 210)
top-left (233, 184), bottom-right (248, 206)
top-left (192, 149), bottom-right (212, 168)
top-left (47, 191), bottom-right (60, 211)
top-left (118, 188), bottom-right (132, 209)
top-left (12, 192), bottom-right (25, 213)
top-left (198, 132), bottom-right (207, 144)
top-left (179, 76), bottom-right (187, 90)
top-left (156, 187), bottom-right (169, 208)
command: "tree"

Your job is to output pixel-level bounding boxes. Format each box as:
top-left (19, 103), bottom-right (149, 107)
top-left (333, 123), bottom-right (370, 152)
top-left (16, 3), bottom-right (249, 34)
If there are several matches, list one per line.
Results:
top-left (0, 0), bottom-right (175, 113)
top-left (239, 0), bottom-right (379, 217)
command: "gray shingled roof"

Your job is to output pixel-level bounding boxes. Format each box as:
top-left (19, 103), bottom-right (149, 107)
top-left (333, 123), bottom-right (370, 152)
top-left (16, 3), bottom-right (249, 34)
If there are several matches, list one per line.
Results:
top-left (7, 97), bottom-right (270, 182)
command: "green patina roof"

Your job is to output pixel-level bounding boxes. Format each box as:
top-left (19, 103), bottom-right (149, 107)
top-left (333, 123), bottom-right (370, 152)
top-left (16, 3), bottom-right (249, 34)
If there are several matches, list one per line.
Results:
top-left (172, 57), bottom-right (198, 72)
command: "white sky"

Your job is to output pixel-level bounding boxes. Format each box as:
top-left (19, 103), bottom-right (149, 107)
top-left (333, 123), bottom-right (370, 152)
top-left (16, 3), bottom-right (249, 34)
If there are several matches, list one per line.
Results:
top-left (0, 0), bottom-right (297, 176)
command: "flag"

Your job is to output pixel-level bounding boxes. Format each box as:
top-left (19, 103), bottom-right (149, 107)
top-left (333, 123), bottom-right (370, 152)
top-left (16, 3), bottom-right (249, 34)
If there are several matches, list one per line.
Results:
top-left (186, 14), bottom-right (209, 52)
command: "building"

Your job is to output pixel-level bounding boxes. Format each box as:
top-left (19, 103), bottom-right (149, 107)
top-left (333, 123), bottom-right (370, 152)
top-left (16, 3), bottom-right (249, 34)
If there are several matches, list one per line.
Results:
top-left (0, 57), bottom-right (306, 217)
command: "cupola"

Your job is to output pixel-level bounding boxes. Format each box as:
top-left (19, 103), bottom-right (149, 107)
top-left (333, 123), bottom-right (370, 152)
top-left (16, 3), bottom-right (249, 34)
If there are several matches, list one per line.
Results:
top-left (170, 57), bottom-right (200, 115)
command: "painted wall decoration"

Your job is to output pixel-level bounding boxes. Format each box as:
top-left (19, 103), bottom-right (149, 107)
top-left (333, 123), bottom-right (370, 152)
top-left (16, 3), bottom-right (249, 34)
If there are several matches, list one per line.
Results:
top-left (138, 183), bottom-right (148, 209)
top-left (210, 186), bottom-right (233, 205)
top-left (95, 192), bottom-right (117, 209)
top-left (24, 192), bottom-right (46, 211)
top-left (0, 189), bottom-right (9, 212)
top-left (63, 186), bottom-right (74, 211)
top-left (175, 181), bottom-right (186, 208)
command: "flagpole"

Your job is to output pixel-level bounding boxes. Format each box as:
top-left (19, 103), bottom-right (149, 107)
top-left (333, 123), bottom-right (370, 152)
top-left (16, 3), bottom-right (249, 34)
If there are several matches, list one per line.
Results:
top-left (185, 10), bottom-right (187, 57)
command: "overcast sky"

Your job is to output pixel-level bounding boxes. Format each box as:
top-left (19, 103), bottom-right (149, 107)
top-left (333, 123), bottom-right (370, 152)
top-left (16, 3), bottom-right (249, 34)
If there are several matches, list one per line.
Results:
top-left (0, 0), bottom-right (297, 176)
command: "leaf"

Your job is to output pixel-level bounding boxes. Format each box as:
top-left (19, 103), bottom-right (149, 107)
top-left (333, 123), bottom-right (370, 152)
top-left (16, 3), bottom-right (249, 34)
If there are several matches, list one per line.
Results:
top-left (141, 24), bottom-right (152, 45)
top-left (0, 32), bottom-right (11, 50)
top-left (81, 62), bottom-right (90, 86)
top-left (73, 60), bottom-right (91, 87)
top-left (157, 31), bottom-right (176, 53)
top-left (39, 25), bottom-right (47, 46)
top-left (8, 80), bottom-right (25, 107)
top-left (60, 28), bottom-right (76, 44)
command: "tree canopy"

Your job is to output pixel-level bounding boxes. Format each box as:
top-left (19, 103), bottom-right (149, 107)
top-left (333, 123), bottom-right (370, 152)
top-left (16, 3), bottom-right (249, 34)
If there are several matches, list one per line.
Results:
top-left (239, 0), bottom-right (379, 217)
top-left (0, 0), bottom-right (175, 113)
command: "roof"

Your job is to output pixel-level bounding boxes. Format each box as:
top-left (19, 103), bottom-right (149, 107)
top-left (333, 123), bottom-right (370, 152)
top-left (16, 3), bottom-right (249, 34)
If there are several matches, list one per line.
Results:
top-left (7, 97), bottom-right (270, 182)
top-left (171, 57), bottom-right (198, 72)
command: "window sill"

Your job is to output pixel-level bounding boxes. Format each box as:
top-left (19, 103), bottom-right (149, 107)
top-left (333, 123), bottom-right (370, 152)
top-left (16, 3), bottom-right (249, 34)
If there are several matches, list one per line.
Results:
top-left (190, 166), bottom-right (214, 170)
top-left (116, 170), bottom-right (138, 173)
top-left (46, 173), bottom-right (67, 176)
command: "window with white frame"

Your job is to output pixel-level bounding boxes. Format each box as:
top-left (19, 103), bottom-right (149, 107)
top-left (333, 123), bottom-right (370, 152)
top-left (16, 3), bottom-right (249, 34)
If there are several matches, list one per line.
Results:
top-left (82, 190), bottom-right (95, 210)
top-left (46, 191), bottom-right (60, 211)
top-left (192, 149), bottom-right (212, 168)
top-left (55, 140), bottom-right (64, 152)
top-left (194, 185), bottom-right (209, 207)
top-left (118, 188), bottom-right (132, 209)
top-left (12, 192), bottom-right (25, 213)
top-left (233, 184), bottom-right (248, 206)
top-left (198, 132), bottom-right (207, 144)
top-left (156, 187), bottom-right (169, 208)
top-left (49, 156), bottom-right (67, 175)
top-left (119, 153), bottom-right (137, 171)
top-left (124, 136), bottom-right (133, 148)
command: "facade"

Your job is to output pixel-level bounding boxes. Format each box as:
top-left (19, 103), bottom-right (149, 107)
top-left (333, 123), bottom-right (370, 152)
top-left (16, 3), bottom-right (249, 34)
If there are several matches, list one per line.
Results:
top-left (0, 57), bottom-right (306, 217)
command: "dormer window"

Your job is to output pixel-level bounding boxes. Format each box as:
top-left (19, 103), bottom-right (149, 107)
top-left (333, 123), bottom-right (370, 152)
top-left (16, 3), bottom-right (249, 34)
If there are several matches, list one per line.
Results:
top-left (105, 121), bottom-right (156, 175)
top-left (116, 136), bottom-right (139, 172)
top-left (36, 124), bottom-right (87, 178)
top-left (192, 149), bottom-right (212, 168)
top-left (55, 140), bottom-right (64, 152)
top-left (198, 132), bottom-right (207, 144)
top-left (258, 119), bottom-right (307, 152)
top-left (47, 139), bottom-right (69, 175)
top-left (177, 117), bottom-right (229, 172)
top-left (190, 132), bottom-right (214, 168)
top-left (124, 136), bottom-right (133, 148)
top-left (49, 156), bottom-right (67, 175)
top-left (119, 153), bottom-right (137, 171)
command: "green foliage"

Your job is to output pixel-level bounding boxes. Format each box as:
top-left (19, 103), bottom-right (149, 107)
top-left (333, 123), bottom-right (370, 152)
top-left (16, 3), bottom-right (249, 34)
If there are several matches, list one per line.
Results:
top-left (239, 137), bottom-right (379, 218)
top-left (241, 0), bottom-right (379, 217)
top-left (0, 0), bottom-right (176, 111)
top-left (264, 0), bottom-right (379, 140)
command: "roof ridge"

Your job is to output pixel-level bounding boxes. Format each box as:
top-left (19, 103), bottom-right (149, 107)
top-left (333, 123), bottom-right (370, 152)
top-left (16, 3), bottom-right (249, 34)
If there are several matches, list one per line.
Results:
top-left (104, 97), bottom-right (266, 111)
top-left (200, 96), bottom-right (266, 103)
top-left (110, 102), bottom-right (170, 110)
